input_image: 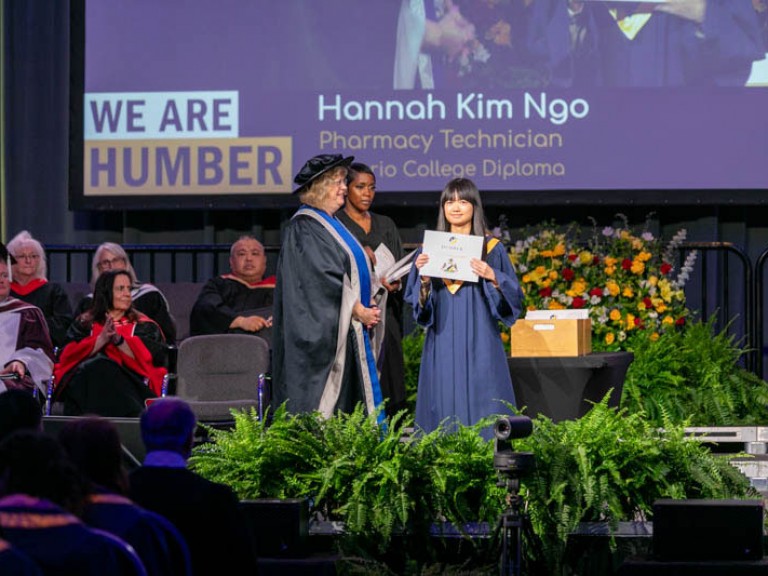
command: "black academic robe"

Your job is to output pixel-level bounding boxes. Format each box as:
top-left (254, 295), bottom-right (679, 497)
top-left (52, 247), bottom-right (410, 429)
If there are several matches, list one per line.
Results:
top-left (11, 281), bottom-right (73, 350)
top-left (189, 275), bottom-right (274, 339)
top-left (272, 207), bottom-right (384, 418)
top-left (336, 210), bottom-right (407, 416)
top-left (76, 284), bottom-right (176, 344)
top-left (129, 465), bottom-right (256, 576)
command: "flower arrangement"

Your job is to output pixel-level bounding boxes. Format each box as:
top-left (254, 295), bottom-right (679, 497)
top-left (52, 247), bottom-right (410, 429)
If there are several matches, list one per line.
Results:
top-left (502, 215), bottom-right (697, 351)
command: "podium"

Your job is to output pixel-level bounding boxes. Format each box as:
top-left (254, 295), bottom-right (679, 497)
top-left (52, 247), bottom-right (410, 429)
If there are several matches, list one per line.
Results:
top-left (508, 352), bottom-right (634, 422)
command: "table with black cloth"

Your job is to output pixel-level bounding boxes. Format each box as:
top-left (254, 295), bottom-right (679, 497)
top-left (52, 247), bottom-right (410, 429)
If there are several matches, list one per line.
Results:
top-left (508, 352), bottom-right (634, 422)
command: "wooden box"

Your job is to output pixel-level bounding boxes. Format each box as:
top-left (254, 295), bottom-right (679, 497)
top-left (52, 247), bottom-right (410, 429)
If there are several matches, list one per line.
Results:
top-left (510, 318), bottom-right (592, 357)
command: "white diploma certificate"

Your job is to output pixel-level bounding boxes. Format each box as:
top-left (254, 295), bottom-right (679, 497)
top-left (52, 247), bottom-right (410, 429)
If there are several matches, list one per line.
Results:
top-left (420, 230), bottom-right (484, 282)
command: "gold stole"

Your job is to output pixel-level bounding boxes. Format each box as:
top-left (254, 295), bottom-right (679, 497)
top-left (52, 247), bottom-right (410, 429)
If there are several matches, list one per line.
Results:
top-left (609, 3), bottom-right (654, 41)
top-left (443, 237), bottom-right (500, 295)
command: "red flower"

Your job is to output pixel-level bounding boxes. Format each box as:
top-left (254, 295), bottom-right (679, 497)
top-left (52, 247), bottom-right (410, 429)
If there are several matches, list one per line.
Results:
top-left (572, 297), bottom-right (586, 309)
top-left (660, 262), bottom-right (673, 275)
top-left (562, 268), bottom-right (575, 281)
top-left (634, 317), bottom-right (642, 327)
top-left (621, 258), bottom-right (632, 271)
top-left (589, 287), bottom-right (603, 297)
top-left (593, 256), bottom-right (600, 265)
top-left (675, 317), bottom-right (686, 326)
top-left (643, 297), bottom-right (653, 309)
top-left (568, 253), bottom-right (578, 262)
top-left (539, 287), bottom-right (552, 297)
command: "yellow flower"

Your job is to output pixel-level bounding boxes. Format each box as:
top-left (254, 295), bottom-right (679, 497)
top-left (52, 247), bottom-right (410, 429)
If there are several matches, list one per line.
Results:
top-left (579, 251), bottom-right (593, 264)
top-left (605, 265), bottom-right (616, 276)
top-left (572, 279), bottom-right (587, 294)
top-left (547, 301), bottom-right (566, 310)
top-left (605, 332), bottom-right (615, 345)
top-left (638, 251), bottom-right (652, 262)
top-left (500, 332), bottom-right (510, 343)
top-left (631, 238), bottom-right (644, 250)
top-left (622, 286), bottom-right (634, 298)
top-left (659, 282), bottom-right (672, 301)
top-left (540, 249), bottom-right (553, 258)
top-left (553, 244), bottom-right (566, 257)
top-left (649, 332), bottom-right (660, 341)
top-left (549, 270), bottom-right (559, 280)
top-left (606, 280), bottom-right (620, 297)
top-left (648, 275), bottom-right (658, 286)
top-left (604, 257), bottom-right (617, 267)
top-left (609, 308), bottom-right (622, 322)
top-left (522, 274), bottom-right (531, 283)
top-left (625, 313), bottom-right (636, 330)
top-left (662, 315), bottom-right (675, 325)
top-left (630, 260), bottom-right (645, 275)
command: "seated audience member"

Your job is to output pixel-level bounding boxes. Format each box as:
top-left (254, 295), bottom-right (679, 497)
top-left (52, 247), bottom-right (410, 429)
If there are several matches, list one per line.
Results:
top-left (0, 430), bottom-right (146, 575)
top-left (0, 245), bottom-right (54, 397)
top-left (0, 538), bottom-right (42, 576)
top-left (7, 230), bottom-right (73, 349)
top-left (76, 242), bottom-right (176, 343)
top-left (129, 398), bottom-right (257, 576)
top-left (54, 270), bottom-right (167, 417)
top-left (0, 389), bottom-right (43, 442)
top-left (58, 417), bottom-right (193, 576)
top-left (189, 235), bottom-right (275, 343)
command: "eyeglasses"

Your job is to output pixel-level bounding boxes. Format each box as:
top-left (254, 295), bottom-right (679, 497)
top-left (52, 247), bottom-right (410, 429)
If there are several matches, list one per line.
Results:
top-left (97, 257), bottom-right (124, 269)
top-left (15, 253), bottom-right (40, 261)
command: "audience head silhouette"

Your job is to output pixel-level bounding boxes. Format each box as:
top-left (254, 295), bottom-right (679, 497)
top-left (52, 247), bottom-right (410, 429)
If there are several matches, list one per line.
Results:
top-left (0, 430), bottom-right (88, 516)
top-left (58, 416), bottom-right (129, 495)
top-left (140, 398), bottom-right (197, 459)
top-left (0, 389), bottom-right (43, 442)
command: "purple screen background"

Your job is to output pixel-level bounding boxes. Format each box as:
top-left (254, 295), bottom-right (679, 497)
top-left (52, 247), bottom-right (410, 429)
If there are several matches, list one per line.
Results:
top-left (83, 0), bottom-right (768, 197)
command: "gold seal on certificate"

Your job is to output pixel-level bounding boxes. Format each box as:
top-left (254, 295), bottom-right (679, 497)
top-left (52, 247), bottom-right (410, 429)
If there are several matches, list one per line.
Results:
top-left (420, 230), bottom-right (484, 282)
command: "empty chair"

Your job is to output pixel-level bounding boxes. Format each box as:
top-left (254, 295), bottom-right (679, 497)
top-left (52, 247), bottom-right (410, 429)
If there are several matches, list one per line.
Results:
top-left (173, 334), bottom-right (270, 425)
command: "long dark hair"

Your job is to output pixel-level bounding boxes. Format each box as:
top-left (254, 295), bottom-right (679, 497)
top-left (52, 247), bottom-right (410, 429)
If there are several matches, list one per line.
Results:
top-left (436, 178), bottom-right (487, 236)
top-left (58, 417), bottom-right (129, 496)
top-left (83, 269), bottom-right (140, 326)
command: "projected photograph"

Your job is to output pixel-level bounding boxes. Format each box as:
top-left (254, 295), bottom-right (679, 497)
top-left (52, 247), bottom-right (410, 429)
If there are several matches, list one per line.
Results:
top-left (76, 0), bottom-right (768, 207)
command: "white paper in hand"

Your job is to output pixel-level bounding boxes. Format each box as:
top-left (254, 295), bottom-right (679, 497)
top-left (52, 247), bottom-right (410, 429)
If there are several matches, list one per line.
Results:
top-left (419, 230), bottom-right (484, 282)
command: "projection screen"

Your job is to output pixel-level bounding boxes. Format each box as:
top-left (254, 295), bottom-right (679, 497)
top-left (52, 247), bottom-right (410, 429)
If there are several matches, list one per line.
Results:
top-left (70, 0), bottom-right (768, 209)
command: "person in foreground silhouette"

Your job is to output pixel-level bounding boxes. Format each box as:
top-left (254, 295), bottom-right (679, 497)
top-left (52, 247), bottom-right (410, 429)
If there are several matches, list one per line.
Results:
top-left (128, 397), bottom-right (257, 576)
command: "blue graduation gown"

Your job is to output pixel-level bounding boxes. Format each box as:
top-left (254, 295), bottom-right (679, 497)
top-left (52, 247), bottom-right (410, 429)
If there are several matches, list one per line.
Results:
top-left (526, 0), bottom-right (763, 86)
top-left (404, 239), bottom-right (524, 437)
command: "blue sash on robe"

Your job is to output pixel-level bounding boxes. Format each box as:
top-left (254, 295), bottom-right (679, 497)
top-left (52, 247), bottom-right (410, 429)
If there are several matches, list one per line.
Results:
top-left (304, 206), bottom-right (385, 424)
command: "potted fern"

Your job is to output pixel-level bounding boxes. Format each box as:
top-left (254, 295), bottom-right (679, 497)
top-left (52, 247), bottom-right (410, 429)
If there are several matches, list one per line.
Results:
top-left (189, 396), bottom-right (756, 575)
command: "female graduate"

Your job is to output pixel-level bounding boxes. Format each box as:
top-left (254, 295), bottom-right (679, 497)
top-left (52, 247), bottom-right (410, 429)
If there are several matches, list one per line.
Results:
top-left (404, 177), bottom-right (524, 438)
